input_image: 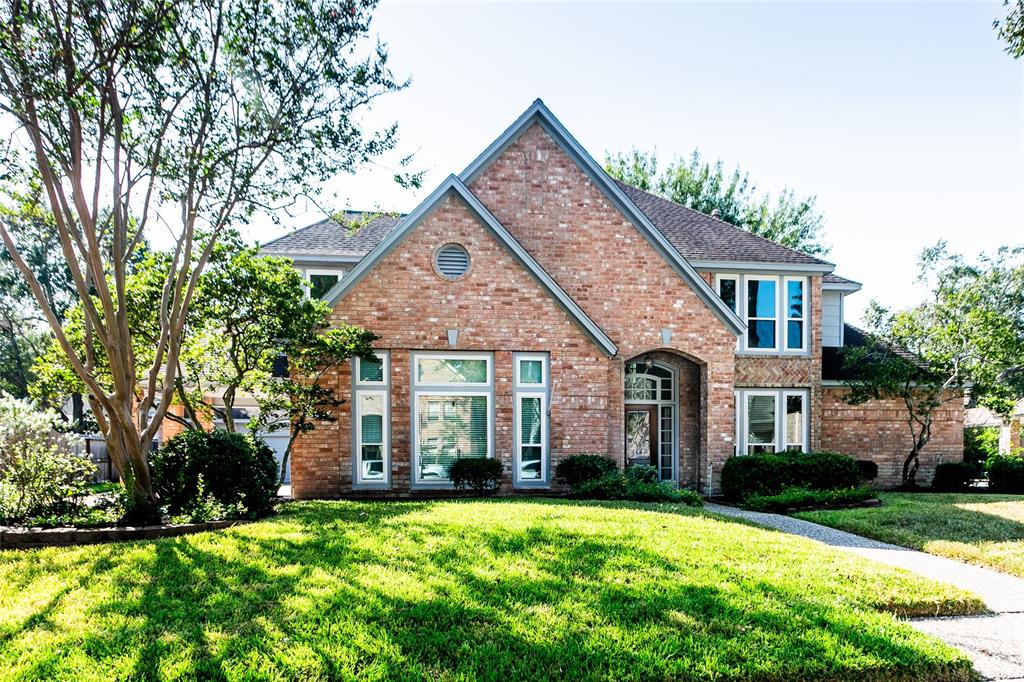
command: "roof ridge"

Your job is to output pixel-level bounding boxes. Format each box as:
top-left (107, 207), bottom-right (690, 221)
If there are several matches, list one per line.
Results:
top-left (613, 179), bottom-right (833, 266)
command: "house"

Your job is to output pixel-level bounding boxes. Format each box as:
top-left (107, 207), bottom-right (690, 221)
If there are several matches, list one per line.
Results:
top-left (261, 99), bottom-right (964, 497)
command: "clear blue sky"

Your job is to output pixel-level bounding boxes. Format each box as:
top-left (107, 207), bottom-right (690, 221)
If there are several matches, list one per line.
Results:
top-left (247, 0), bottom-right (1024, 323)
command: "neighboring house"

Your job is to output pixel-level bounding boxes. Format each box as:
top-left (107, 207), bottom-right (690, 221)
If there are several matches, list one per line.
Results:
top-left (261, 99), bottom-right (964, 497)
top-left (966, 400), bottom-right (1024, 454)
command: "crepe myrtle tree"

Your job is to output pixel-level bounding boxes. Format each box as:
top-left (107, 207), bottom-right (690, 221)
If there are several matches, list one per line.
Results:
top-left (0, 0), bottom-right (404, 517)
top-left (842, 243), bottom-right (1024, 487)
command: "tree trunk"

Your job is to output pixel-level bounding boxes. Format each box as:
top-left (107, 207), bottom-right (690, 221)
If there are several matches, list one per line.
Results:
top-left (278, 426), bottom-right (301, 487)
top-left (902, 450), bottom-right (920, 488)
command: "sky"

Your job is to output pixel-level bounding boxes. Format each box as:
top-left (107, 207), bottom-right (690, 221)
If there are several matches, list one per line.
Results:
top-left (244, 0), bottom-right (1024, 324)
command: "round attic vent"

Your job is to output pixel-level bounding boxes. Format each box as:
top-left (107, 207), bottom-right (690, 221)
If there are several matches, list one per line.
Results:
top-left (435, 244), bottom-right (470, 279)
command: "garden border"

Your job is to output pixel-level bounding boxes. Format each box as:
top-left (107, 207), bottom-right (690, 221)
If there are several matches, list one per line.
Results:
top-left (0, 519), bottom-right (251, 550)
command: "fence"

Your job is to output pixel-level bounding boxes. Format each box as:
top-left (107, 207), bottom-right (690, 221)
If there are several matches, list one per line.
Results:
top-left (80, 437), bottom-right (159, 483)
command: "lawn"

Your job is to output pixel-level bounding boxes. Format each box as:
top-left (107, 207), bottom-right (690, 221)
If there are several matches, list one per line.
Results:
top-left (0, 499), bottom-right (984, 681)
top-left (796, 492), bottom-right (1024, 579)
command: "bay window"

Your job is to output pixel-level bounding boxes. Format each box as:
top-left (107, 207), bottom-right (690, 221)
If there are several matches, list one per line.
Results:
top-left (413, 353), bottom-right (493, 485)
top-left (353, 353), bottom-right (389, 487)
top-left (734, 388), bottom-right (809, 455)
top-left (514, 353), bottom-right (549, 486)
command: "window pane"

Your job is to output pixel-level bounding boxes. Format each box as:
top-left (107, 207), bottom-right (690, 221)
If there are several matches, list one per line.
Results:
top-left (787, 280), bottom-right (804, 319)
top-left (719, 279), bottom-right (737, 313)
top-left (417, 358), bottom-right (488, 384)
top-left (361, 445), bottom-right (384, 480)
top-left (520, 360), bottom-right (543, 384)
top-left (786, 394), bottom-right (804, 450)
top-left (748, 320), bottom-right (777, 349)
top-left (417, 395), bottom-right (488, 480)
top-left (624, 374), bottom-right (658, 401)
top-left (747, 279), bottom-right (776, 318)
top-left (520, 446), bottom-right (542, 479)
top-left (787, 320), bottom-right (803, 350)
top-left (359, 357), bottom-right (384, 383)
top-left (746, 394), bottom-right (776, 447)
top-left (521, 397), bottom-right (542, 445)
top-left (310, 274), bottom-right (339, 300)
top-left (359, 394), bottom-right (383, 444)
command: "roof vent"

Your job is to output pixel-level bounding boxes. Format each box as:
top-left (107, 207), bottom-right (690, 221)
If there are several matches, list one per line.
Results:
top-left (435, 243), bottom-right (470, 279)
top-left (710, 208), bottom-right (722, 219)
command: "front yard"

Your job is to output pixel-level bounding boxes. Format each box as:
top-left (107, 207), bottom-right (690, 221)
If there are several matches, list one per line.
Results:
top-left (796, 493), bottom-right (1024, 579)
top-left (1, 499), bottom-right (984, 681)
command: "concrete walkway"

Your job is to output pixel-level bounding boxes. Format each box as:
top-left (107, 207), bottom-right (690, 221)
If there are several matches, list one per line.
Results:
top-left (706, 503), bottom-right (1024, 681)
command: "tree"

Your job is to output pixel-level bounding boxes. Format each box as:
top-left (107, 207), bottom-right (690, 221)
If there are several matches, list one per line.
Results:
top-left (605, 149), bottom-right (829, 257)
top-left (0, 0), bottom-right (404, 517)
top-left (995, 0), bottom-right (1024, 59)
top-left (842, 243), bottom-right (1024, 487)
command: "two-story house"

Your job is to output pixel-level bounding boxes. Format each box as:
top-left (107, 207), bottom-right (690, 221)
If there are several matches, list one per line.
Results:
top-left (261, 99), bottom-right (964, 497)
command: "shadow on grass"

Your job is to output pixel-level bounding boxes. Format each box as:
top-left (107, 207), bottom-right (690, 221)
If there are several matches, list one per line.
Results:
top-left (3, 498), bottom-right (975, 681)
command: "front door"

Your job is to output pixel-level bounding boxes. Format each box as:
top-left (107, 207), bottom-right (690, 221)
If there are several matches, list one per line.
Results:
top-left (625, 405), bottom-right (658, 469)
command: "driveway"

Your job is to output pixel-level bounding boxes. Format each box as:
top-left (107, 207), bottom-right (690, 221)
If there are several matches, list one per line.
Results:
top-left (706, 503), bottom-right (1024, 681)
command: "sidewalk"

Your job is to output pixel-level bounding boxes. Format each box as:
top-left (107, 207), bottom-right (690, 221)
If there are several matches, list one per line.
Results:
top-left (705, 503), bottom-right (1024, 681)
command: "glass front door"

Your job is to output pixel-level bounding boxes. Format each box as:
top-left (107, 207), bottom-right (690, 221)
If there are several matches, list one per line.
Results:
top-left (625, 405), bottom-right (658, 469)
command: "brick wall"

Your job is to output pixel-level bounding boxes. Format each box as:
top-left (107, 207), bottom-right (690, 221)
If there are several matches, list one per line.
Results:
top-left (820, 387), bottom-right (964, 487)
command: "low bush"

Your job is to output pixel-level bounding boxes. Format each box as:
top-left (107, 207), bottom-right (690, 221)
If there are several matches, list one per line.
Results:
top-left (0, 394), bottom-right (92, 524)
top-left (988, 454), bottom-right (1024, 493)
top-left (743, 486), bottom-right (875, 513)
top-left (856, 459), bottom-right (879, 482)
top-left (931, 462), bottom-right (975, 492)
top-left (720, 451), bottom-right (861, 501)
top-left (554, 454), bottom-right (617, 488)
top-left (449, 457), bottom-right (504, 495)
top-left (964, 426), bottom-right (999, 477)
top-left (150, 429), bottom-right (278, 518)
top-left (574, 467), bottom-right (702, 506)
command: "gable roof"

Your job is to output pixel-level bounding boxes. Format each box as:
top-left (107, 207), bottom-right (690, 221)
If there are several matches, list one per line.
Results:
top-left (261, 212), bottom-right (403, 260)
top-left (458, 99), bottom-right (745, 337)
top-left (615, 182), bottom-right (833, 270)
top-left (324, 175), bottom-right (619, 357)
top-left (822, 324), bottom-right (924, 381)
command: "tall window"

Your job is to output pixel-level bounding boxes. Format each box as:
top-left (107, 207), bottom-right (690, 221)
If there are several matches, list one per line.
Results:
top-left (746, 277), bottom-right (778, 350)
top-left (353, 353), bottom-right (389, 486)
top-left (413, 353), bottom-right (493, 484)
top-left (716, 275), bottom-right (738, 315)
top-left (734, 388), bottom-right (809, 454)
top-left (785, 278), bottom-right (805, 351)
top-left (514, 353), bottom-right (549, 486)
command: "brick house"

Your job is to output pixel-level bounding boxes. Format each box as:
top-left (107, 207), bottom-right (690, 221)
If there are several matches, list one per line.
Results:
top-left (261, 99), bottom-right (964, 497)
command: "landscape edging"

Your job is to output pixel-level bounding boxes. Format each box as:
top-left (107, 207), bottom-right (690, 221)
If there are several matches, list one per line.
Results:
top-left (0, 519), bottom-right (249, 549)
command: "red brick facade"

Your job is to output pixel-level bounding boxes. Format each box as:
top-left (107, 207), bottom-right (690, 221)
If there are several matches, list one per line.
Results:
top-left (289, 118), bottom-right (965, 498)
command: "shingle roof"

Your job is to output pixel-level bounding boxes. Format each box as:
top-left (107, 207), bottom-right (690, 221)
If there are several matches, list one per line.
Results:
top-left (613, 180), bottom-right (833, 267)
top-left (822, 324), bottom-right (923, 381)
top-left (261, 213), bottom-right (403, 258)
top-left (823, 273), bottom-right (860, 286)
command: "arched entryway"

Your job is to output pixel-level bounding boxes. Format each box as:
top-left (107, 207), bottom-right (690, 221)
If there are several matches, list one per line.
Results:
top-left (624, 351), bottom-right (703, 486)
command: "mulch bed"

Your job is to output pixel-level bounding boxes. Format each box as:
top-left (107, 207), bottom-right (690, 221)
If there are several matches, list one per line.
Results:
top-left (0, 519), bottom-right (250, 550)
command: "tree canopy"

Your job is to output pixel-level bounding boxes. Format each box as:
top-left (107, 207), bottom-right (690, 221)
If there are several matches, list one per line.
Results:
top-left (995, 0), bottom-right (1024, 58)
top-left (604, 149), bottom-right (829, 257)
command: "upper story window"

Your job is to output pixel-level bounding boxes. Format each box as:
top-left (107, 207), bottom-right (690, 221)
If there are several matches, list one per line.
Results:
top-left (304, 268), bottom-right (348, 300)
top-left (714, 273), bottom-right (807, 354)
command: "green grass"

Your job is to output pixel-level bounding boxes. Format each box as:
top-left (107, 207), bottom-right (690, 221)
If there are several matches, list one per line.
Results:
top-left (0, 499), bottom-right (984, 681)
top-left (86, 482), bottom-right (122, 495)
top-left (796, 492), bottom-right (1024, 579)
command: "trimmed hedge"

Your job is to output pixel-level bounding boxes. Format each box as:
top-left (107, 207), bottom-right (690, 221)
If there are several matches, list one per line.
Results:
top-left (720, 452), bottom-right (861, 501)
top-left (449, 458), bottom-right (504, 494)
top-left (932, 462), bottom-right (974, 492)
top-left (554, 454), bottom-right (617, 488)
top-left (856, 459), bottom-right (879, 482)
top-left (743, 486), bottom-right (875, 513)
top-left (988, 455), bottom-right (1024, 493)
top-left (150, 429), bottom-right (278, 518)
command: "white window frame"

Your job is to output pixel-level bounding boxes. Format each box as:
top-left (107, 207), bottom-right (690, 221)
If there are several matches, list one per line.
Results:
top-left (734, 388), bottom-right (810, 455)
top-left (513, 352), bottom-right (549, 487)
top-left (355, 354), bottom-right (388, 386)
top-left (414, 352), bottom-right (492, 388)
top-left (782, 389), bottom-right (810, 452)
top-left (411, 352), bottom-right (495, 487)
top-left (743, 276), bottom-right (780, 353)
top-left (304, 267), bottom-right (346, 299)
top-left (715, 274), bottom-right (740, 316)
top-left (783, 276), bottom-right (808, 352)
top-left (352, 351), bottom-right (390, 489)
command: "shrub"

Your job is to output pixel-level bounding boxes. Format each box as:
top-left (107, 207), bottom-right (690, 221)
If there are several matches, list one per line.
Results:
top-left (574, 471), bottom-right (702, 506)
top-left (964, 426), bottom-right (999, 476)
top-left (554, 454), bottom-right (617, 488)
top-left (625, 464), bottom-right (659, 484)
top-left (988, 454), bottom-right (1024, 493)
top-left (449, 457), bottom-right (504, 495)
top-left (720, 451), bottom-right (861, 501)
top-left (150, 429), bottom-right (278, 518)
top-left (856, 459), bottom-right (879, 482)
top-left (0, 394), bottom-right (91, 523)
top-left (932, 462), bottom-right (975, 492)
top-left (743, 487), bottom-right (875, 513)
